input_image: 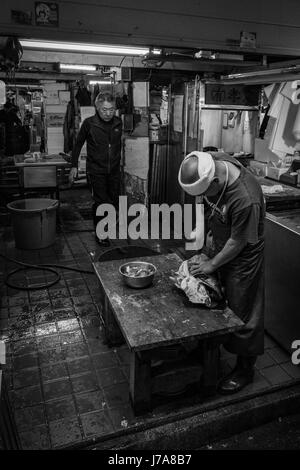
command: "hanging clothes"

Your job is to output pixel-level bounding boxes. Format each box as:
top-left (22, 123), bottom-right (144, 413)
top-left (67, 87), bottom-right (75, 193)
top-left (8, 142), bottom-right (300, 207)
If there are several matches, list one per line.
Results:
top-left (75, 81), bottom-right (91, 106)
top-left (0, 104), bottom-right (29, 155)
top-left (91, 84), bottom-right (100, 104)
top-left (63, 101), bottom-right (75, 153)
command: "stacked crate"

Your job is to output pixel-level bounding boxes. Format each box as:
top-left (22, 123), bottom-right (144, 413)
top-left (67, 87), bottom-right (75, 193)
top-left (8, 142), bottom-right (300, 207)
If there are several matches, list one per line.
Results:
top-left (42, 81), bottom-right (70, 155)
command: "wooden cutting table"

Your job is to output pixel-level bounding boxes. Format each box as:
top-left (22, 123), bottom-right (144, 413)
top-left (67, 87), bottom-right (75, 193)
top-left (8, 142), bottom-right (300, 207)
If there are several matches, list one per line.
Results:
top-left (93, 252), bottom-right (244, 414)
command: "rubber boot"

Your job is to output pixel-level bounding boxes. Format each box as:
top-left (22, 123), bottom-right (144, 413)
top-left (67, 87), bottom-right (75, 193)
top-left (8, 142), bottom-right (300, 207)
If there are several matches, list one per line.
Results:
top-left (218, 355), bottom-right (256, 395)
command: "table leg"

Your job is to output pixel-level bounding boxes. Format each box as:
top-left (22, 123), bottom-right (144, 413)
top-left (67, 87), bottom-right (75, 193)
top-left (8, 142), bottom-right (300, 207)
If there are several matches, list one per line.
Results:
top-left (129, 351), bottom-right (152, 415)
top-left (103, 296), bottom-right (124, 346)
top-left (201, 339), bottom-right (220, 396)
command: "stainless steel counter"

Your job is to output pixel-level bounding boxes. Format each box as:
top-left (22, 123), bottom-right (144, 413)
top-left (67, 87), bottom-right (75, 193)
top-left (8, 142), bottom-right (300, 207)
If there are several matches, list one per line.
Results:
top-left (258, 177), bottom-right (300, 211)
top-left (265, 211), bottom-right (300, 353)
top-left (267, 209), bottom-right (300, 235)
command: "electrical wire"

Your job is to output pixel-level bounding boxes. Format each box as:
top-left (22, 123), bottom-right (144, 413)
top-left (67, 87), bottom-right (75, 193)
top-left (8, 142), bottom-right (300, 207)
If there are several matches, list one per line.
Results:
top-left (119, 56), bottom-right (127, 67)
top-left (0, 252), bottom-right (94, 291)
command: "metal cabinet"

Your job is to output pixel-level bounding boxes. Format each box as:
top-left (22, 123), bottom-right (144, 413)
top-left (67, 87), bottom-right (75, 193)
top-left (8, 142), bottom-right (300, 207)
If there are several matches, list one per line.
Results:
top-left (265, 212), bottom-right (300, 353)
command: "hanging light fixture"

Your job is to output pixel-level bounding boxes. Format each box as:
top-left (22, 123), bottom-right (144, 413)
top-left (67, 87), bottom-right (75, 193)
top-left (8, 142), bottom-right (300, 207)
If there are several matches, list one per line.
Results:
top-left (89, 80), bottom-right (112, 85)
top-left (20, 39), bottom-right (149, 56)
top-left (219, 64), bottom-right (300, 84)
top-left (59, 63), bottom-right (97, 71)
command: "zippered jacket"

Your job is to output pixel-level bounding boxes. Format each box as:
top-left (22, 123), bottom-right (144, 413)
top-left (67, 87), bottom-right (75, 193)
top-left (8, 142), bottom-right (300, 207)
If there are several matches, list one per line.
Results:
top-left (71, 113), bottom-right (122, 174)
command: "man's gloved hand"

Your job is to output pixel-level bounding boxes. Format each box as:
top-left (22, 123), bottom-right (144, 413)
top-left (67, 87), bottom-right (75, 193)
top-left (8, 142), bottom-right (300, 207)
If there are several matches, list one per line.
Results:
top-left (188, 258), bottom-right (215, 276)
top-left (68, 167), bottom-right (78, 185)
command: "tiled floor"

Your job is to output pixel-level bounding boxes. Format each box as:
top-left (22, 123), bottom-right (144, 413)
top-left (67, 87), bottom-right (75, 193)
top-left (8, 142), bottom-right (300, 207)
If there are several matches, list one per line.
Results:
top-left (0, 188), bottom-right (300, 449)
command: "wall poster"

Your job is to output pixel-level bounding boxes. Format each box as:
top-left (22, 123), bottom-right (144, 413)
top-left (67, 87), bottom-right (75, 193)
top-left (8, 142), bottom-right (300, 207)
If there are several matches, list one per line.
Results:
top-left (34, 2), bottom-right (59, 27)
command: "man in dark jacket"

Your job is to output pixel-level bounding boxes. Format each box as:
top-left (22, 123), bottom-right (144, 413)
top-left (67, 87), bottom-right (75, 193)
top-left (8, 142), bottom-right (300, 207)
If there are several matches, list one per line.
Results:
top-left (69, 92), bottom-right (122, 245)
top-left (178, 151), bottom-right (265, 394)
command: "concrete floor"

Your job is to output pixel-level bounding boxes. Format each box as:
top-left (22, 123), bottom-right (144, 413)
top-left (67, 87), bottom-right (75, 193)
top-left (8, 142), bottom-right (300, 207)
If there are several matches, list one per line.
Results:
top-left (199, 413), bottom-right (300, 450)
top-left (0, 187), bottom-right (300, 450)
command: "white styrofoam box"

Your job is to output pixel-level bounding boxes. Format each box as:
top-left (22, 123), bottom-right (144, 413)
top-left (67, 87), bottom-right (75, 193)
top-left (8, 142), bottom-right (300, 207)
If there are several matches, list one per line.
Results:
top-left (46, 104), bottom-right (67, 113)
top-left (47, 131), bottom-right (63, 142)
top-left (266, 166), bottom-right (289, 180)
top-left (254, 138), bottom-right (280, 163)
top-left (45, 90), bottom-right (59, 101)
top-left (59, 91), bottom-right (70, 104)
top-left (47, 144), bottom-right (64, 152)
top-left (47, 140), bottom-right (63, 146)
top-left (47, 128), bottom-right (64, 149)
top-left (249, 160), bottom-right (269, 177)
top-left (42, 82), bottom-right (68, 91)
top-left (47, 127), bottom-right (64, 134)
top-left (45, 96), bottom-right (60, 105)
top-left (47, 113), bottom-right (65, 127)
top-left (47, 142), bottom-right (63, 147)
top-left (47, 149), bottom-right (63, 155)
top-left (80, 106), bottom-right (95, 125)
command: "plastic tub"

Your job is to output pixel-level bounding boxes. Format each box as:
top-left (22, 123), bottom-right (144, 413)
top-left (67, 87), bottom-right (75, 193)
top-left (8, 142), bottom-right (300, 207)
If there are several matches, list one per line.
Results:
top-left (7, 198), bottom-right (59, 249)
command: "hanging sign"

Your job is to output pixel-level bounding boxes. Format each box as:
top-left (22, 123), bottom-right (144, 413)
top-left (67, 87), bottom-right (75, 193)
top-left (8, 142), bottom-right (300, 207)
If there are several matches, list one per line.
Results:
top-left (35, 2), bottom-right (59, 27)
top-left (205, 84), bottom-right (260, 107)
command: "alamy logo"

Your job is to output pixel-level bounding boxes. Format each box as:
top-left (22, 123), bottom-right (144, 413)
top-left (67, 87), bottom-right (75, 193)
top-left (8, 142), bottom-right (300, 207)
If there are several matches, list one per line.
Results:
top-left (291, 340), bottom-right (300, 365)
top-left (95, 196), bottom-right (204, 250)
top-left (291, 80), bottom-right (300, 105)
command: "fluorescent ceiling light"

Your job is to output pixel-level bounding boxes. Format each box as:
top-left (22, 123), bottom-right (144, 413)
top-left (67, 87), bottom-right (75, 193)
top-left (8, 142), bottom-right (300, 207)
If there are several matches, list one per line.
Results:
top-left (20, 39), bottom-right (149, 56)
top-left (60, 63), bottom-right (97, 71)
top-left (224, 64), bottom-right (300, 80)
top-left (152, 49), bottom-right (162, 55)
top-left (89, 80), bottom-right (112, 85)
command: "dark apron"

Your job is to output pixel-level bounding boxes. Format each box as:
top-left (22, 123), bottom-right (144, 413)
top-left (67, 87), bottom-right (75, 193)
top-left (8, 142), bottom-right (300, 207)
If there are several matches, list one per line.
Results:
top-left (208, 199), bottom-right (265, 357)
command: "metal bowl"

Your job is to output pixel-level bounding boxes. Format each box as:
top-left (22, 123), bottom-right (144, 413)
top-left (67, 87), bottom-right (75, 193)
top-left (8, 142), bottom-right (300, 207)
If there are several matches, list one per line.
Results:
top-left (119, 261), bottom-right (157, 289)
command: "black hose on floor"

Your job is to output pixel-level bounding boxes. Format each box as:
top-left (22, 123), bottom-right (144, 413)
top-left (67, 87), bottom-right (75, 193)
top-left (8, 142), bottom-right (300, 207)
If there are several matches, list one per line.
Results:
top-left (0, 253), bottom-right (94, 291)
top-left (0, 244), bottom-right (160, 291)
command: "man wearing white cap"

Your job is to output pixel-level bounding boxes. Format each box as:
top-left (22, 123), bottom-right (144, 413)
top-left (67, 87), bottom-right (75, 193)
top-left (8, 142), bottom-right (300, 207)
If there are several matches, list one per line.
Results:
top-left (178, 151), bottom-right (265, 394)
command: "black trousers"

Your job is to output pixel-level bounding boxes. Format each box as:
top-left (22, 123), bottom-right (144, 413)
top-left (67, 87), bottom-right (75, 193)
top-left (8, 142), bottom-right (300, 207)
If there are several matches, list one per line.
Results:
top-left (87, 171), bottom-right (120, 229)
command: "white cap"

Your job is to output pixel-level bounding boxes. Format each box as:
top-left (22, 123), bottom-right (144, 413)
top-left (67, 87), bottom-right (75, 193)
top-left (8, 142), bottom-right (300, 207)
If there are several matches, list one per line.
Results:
top-left (178, 151), bottom-right (215, 196)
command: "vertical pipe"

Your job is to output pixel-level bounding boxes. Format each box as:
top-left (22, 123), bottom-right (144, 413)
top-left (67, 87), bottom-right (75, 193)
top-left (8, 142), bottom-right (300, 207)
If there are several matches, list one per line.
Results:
top-left (166, 83), bottom-right (172, 204)
top-left (181, 83), bottom-right (189, 206)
